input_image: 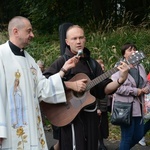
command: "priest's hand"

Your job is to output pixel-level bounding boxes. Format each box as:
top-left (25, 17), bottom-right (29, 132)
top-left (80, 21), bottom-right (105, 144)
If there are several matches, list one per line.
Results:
top-left (63, 56), bottom-right (80, 71)
top-left (59, 56), bottom-right (80, 77)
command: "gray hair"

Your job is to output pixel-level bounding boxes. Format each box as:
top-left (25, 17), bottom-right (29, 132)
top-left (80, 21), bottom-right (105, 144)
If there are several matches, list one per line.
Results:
top-left (8, 16), bottom-right (29, 36)
top-left (66, 25), bottom-right (84, 38)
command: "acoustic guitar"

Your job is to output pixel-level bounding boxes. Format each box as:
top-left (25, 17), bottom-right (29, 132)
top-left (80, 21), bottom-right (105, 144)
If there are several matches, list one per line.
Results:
top-left (40, 51), bottom-right (145, 127)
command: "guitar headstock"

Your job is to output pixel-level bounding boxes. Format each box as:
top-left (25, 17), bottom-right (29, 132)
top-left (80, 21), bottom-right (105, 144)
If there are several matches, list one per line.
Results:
top-left (127, 51), bottom-right (145, 66)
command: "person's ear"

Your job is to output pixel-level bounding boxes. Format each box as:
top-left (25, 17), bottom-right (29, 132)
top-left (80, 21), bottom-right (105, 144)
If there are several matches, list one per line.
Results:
top-left (65, 39), bottom-right (70, 46)
top-left (13, 27), bottom-right (19, 36)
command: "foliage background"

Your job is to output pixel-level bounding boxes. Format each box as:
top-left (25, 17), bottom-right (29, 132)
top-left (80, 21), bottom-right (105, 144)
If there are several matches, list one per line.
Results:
top-left (0, 0), bottom-right (150, 32)
top-left (0, 25), bottom-right (150, 72)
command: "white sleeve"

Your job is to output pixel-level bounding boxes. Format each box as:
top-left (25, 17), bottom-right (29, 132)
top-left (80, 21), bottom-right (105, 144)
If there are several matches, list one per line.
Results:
top-left (37, 73), bottom-right (66, 104)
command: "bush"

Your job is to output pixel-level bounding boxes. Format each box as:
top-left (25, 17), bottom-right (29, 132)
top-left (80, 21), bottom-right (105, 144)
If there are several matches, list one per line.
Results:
top-left (0, 25), bottom-right (150, 72)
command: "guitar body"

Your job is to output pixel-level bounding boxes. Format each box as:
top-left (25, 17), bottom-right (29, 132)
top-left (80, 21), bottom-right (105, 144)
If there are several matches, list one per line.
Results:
top-left (40, 73), bottom-right (95, 127)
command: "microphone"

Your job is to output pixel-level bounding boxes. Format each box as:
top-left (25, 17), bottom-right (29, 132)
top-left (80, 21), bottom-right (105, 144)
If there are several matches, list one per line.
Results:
top-left (76, 50), bottom-right (83, 57)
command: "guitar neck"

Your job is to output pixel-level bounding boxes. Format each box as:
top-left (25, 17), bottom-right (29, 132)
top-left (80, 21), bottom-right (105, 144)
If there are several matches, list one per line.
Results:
top-left (86, 67), bottom-right (119, 91)
top-left (85, 51), bottom-right (145, 91)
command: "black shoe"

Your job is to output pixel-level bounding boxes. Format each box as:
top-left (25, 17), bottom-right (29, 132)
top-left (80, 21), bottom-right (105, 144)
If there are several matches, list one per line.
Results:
top-left (49, 145), bottom-right (54, 150)
top-left (99, 145), bottom-right (107, 150)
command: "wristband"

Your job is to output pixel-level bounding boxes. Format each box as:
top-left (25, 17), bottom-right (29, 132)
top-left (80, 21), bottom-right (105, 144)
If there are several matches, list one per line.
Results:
top-left (60, 67), bottom-right (67, 74)
top-left (117, 78), bottom-right (124, 85)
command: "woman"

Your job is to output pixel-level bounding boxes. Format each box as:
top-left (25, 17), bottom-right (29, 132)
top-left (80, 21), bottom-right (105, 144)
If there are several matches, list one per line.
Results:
top-left (111, 43), bottom-right (150, 150)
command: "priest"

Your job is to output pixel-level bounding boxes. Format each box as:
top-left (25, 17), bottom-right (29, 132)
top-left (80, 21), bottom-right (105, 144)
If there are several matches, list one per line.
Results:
top-left (0, 16), bottom-right (83, 150)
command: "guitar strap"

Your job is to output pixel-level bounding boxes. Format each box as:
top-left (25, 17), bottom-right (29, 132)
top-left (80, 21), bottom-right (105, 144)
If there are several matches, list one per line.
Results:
top-left (84, 58), bottom-right (98, 112)
top-left (86, 58), bottom-right (97, 79)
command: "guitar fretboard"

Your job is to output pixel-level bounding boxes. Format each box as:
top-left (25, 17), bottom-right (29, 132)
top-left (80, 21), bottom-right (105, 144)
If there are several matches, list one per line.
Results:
top-left (86, 67), bottom-right (119, 91)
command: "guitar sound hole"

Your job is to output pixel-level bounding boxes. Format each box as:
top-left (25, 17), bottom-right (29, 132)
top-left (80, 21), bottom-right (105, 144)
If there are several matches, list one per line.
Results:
top-left (73, 91), bottom-right (84, 98)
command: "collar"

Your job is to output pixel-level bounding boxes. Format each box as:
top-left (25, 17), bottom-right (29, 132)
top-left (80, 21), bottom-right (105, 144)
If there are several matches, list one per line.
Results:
top-left (9, 41), bottom-right (25, 57)
top-left (64, 47), bottom-right (91, 60)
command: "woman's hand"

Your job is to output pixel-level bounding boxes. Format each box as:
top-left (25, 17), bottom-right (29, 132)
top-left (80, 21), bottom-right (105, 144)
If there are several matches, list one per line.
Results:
top-left (137, 87), bottom-right (149, 96)
top-left (142, 87), bottom-right (149, 94)
top-left (137, 89), bottom-right (144, 96)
